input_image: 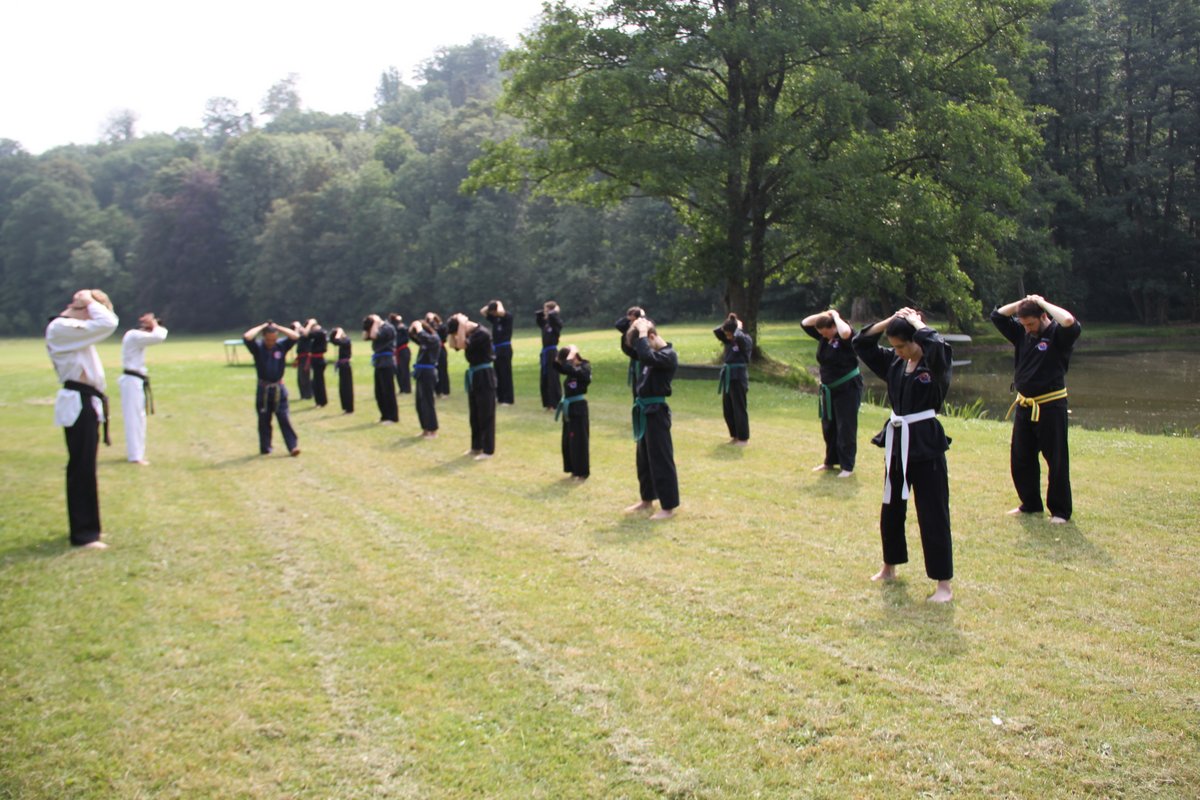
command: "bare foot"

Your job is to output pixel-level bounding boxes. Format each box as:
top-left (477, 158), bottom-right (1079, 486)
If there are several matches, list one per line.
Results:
top-left (871, 565), bottom-right (896, 582)
top-left (1049, 515), bottom-right (1069, 524)
top-left (1007, 507), bottom-right (1040, 516)
top-left (380, 420), bottom-right (396, 425)
top-left (837, 470), bottom-right (853, 478)
top-left (474, 453), bottom-right (492, 461)
top-left (80, 540), bottom-right (108, 550)
top-left (928, 581), bottom-right (953, 603)
top-left (733, 440), bottom-right (749, 447)
top-left (624, 501), bottom-right (654, 514)
top-left (812, 464), bottom-right (833, 472)
top-left (573, 475), bottom-right (588, 482)
top-left (650, 508), bottom-right (676, 520)
top-left (130, 459), bottom-right (150, 466)
top-left (290, 447), bottom-right (301, 457)
top-left (464, 449), bottom-right (482, 456)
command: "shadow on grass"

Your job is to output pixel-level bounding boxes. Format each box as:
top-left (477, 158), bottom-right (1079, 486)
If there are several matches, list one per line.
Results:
top-left (1014, 515), bottom-right (1110, 565)
top-left (710, 442), bottom-right (746, 460)
top-left (205, 453), bottom-right (269, 469)
top-left (797, 472), bottom-right (864, 499)
top-left (590, 515), bottom-right (666, 545)
top-left (865, 579), bottom-right (967, 657)
top-left (523, 477), bottom-right (588, 500)
top-left (0, 534), bottom-right (72, 565)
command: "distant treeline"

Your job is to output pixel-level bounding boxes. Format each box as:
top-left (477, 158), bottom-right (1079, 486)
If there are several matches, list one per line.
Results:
top-left (1, 0), bottom-right (1197, 334)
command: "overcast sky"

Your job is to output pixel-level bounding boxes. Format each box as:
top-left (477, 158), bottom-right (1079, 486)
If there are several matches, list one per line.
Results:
top-left (2, 0), bottom-right (549, 155)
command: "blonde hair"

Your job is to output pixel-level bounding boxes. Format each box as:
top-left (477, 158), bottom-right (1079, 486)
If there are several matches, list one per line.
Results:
top-left (90, 289), bottom-right (113, 311)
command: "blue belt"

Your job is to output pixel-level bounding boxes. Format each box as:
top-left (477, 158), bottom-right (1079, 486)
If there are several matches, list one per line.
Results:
top-left (493, 340), bottom-right (511, 350)
top-left (717, 363), bottom-right (748, 395)
top-left (631, 396), bottom-right (667, 441)
top-left (627, 358), bottom-right (638, 387)
top-left (371, 351), bottom-right (394, 367)
top-left (555, 394), bottom-right (586, 422)
top-left (413, 363), bottom-right (436, 379)
top-left (540, 345), bottom-right (558, 369)
top-left (465, 362), bottom-right (494, 392)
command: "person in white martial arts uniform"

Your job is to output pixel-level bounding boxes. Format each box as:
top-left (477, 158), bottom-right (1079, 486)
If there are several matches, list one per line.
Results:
top-left (118, 312), bottom-right (168, 465)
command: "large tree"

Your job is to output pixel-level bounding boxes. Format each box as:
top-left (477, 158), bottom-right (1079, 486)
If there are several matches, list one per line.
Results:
top-left (470, 0), bottom-right (1045, 339)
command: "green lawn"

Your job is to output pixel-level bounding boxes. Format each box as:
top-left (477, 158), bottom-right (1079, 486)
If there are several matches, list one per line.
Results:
top-left (2, 325), bottom-right (1197, 799)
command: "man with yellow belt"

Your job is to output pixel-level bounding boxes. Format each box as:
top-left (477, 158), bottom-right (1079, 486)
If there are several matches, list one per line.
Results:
top-left (991, 294), bottom-right (1081, 523)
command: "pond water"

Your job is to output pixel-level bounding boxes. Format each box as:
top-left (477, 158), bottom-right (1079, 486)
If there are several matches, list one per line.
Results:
top-left (863, 345), bottom-right (1200, 434)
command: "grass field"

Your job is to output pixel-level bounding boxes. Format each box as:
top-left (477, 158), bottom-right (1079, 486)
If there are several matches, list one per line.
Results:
top-left (2, 323), bottom-right (1198, 799)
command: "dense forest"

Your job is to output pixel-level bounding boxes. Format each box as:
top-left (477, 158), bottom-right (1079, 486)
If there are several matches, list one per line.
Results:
top-left (1, 0), bottom-right (1196, 335)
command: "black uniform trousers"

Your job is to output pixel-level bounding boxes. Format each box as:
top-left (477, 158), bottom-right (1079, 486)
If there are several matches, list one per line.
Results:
top-left (297, 359), bottom-right (313, 400)
top-left (64, 400), bottom-right (102, 545)
top-left (561, 401), bottom-right (590, 478)
top-left (722, 381), bottom-right (750, 441)
top-left (415, 369), bottom-right (439, 432)
top-left (337, 364), bottom-right (354, 413)
top-left (821, 384), bottom-right (861, 472)
top-left (256, 384), bottom-right (298, 454)
top-left (395, 348), bottom-right (412, 394)
top-left (540, 356), bottom-right (561, 409)
top-left (879, 451), bottom-right (953, 580)
top-left (311, 357), bottom-right (328, 407)
top-left (495, 346), bottom-right (514, 404)
top-left (636, 407), bottom-right (679, 510)
top-left (436, 349), bottom-right (451, 396)
top-left (469, 378), bottom-right (497, 455)
top-left (1010, 402), bottom-right (1072, 520)
top-left (374, 365), bottom-right (399, 422)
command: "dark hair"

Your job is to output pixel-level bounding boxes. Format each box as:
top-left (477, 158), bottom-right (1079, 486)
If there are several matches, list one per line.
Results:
top-left (361, 316), bottom-right (374, 332)
top-left (426, 312), bottom-right (442, 326)
top-left (388, 312), bottom-right (402, 324)
top-left (487, 301), bottom-right (498, 314)
top-left (721, 313), bottom-right (739, 334)
top-left (556, 346), bottom-right (572, 364)
top-left (813, 314), bottom-right (834, 330)
top-left (885, 316), bottom-right (916, 342)
top-left (1016, 299), bottom-right (1043, 319)
top-left (445, 317), bottom-right (461, 336)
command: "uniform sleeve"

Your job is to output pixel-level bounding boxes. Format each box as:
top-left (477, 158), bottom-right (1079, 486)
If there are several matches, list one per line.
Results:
top-left (45, 302), bottom-right (119, 353)
top-left (280, 338), bottom-right (296, 354)
top-left (535, 310), bottom-right (546, 326)
top-left (989, 309), bottom-right (1023, 346)
top-left (735, 331), bottom-right (753, 355)
top-left (635, 335), bottom-right (673, 368)
top-left (713, 326), bottom-right (726, 343)
top-left (1055, 319), bottom-right (1082, 349)
top-left (243, 337), bottom-right (260, 354)
top-left (801, 324), bottom-right (822, 342)
top-left (913, 327), bottom-right (952, 382)
top-left (615, 317), bottom-right (631, 334)
top-left (852, 326), bottom-right (893, 381)
top-left (124, 327), bottom-right (168, 348)
top-left (548, 312), bottom-right (563, 333)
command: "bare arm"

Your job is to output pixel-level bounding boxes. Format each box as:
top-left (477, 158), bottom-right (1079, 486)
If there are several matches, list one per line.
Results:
top-left (830, 309), bottom-right (852, 339)
top-left (1030, 295), bottom-right (1076, 327)
top-left (243, 322), bottom-right (270, 340)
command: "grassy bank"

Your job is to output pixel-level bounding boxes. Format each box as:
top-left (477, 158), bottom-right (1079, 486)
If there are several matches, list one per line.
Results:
top-left (1, 326), bottom-right (1197, 798)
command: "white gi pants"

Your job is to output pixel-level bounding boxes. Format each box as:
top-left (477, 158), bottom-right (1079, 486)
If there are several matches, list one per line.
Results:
top-left (118, 373), bottom-right (147, 462)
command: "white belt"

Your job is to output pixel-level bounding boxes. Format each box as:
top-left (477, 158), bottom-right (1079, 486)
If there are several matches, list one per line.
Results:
top-left (883, 409), bottom-right (938, 504)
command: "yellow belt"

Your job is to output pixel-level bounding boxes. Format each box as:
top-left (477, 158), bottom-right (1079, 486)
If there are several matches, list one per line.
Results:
top-left (1006, 388), bottom-right (1068, 422)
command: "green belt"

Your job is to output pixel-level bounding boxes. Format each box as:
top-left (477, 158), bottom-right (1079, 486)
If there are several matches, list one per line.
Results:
top-left (631, 396), bottom-right (667, 441)
top-left (627, 358), bottom-right (638, 387)
top-left (717, 363), bottom-right (748, 395)
top-left (818, 366), bottom-right (861, 420)
top-left (465, 362), bottom-right (494, 392)
top-left (555, 394), bottom-right (586, 422)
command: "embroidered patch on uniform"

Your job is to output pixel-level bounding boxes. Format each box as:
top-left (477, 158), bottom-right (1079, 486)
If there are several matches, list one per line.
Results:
top-left (1037, 341), bottom-right (1049, 351)
top-left (567, 381), bottom-right (577, 389)
top-left (732, 345), bottom-right (740, 352)
top-left (831, 340), bottom-right (840, 348)
top-left (916, 372), bottom-right (932, 383)
top-left (273, 351), bottom-right (282, 359)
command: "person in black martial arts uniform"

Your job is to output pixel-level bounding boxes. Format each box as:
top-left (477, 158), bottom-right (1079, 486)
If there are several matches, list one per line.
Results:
top-left (535, 301), bottom-right (564, 410)
top-left (448, 313), bottom-right (497, 459)
top-left (364, 314), bottom-right (400, 424)
top-left (615, 306), bottom-right (645, 400)
top-left (244, 321), bottom-right (301, 457)
top-left (46, 288), bottom-right (119, 549)
top-left (409, 318), bottom-right (441, 437)
top-left (426, 313), bottom-right (452, 397)
top-left (853, 308), bottom-right (954, 603)
top-left (389, 313), bottom-right (412, 395)
top-left (625, 317), bottom-right (680, 520)
top-left (991, 294), bottom-right (1081, 523)
top-left (303, 318), bottom-right (329, 407)
top-left (801, 308), bottom-right (862, 477)
top-left (482, 300), bottom-right (515, 405)
top-left (329, 326), bottom-right (354, 413)
top-left (292, 320), bottom-right (314, 400)
top-left (554, 345), bottom-right (591, 480)
top-left (714, 313), bottom-right (752, 445)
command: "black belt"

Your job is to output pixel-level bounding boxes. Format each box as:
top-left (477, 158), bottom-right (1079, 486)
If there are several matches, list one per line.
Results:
top-left (123, 369), bottom-right (154, 414)
top-left (63, 380), bottom-right (110, 445)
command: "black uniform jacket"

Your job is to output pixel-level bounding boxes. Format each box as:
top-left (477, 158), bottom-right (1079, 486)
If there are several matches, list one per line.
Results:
top-left (554, 359), bottom-right (592, 397)
top-left (635, 337), bottom-right (677, 410)
top-left (536, 310), bottom-right (563, 347)
top-left (486, 312), bottom-right (513, 345)
top-left (989, 310), bottom-right (1082, 396)
top-left (714, 327), bottom-right (753, 387)
top-left (245, 337), bottom-right (295, 383)
top-left (853, 325), bottom-right (953, 462)
top-left (803, 324), bottom-right (860, 386)
top-left (413, 329), bottom-right (441, 366)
